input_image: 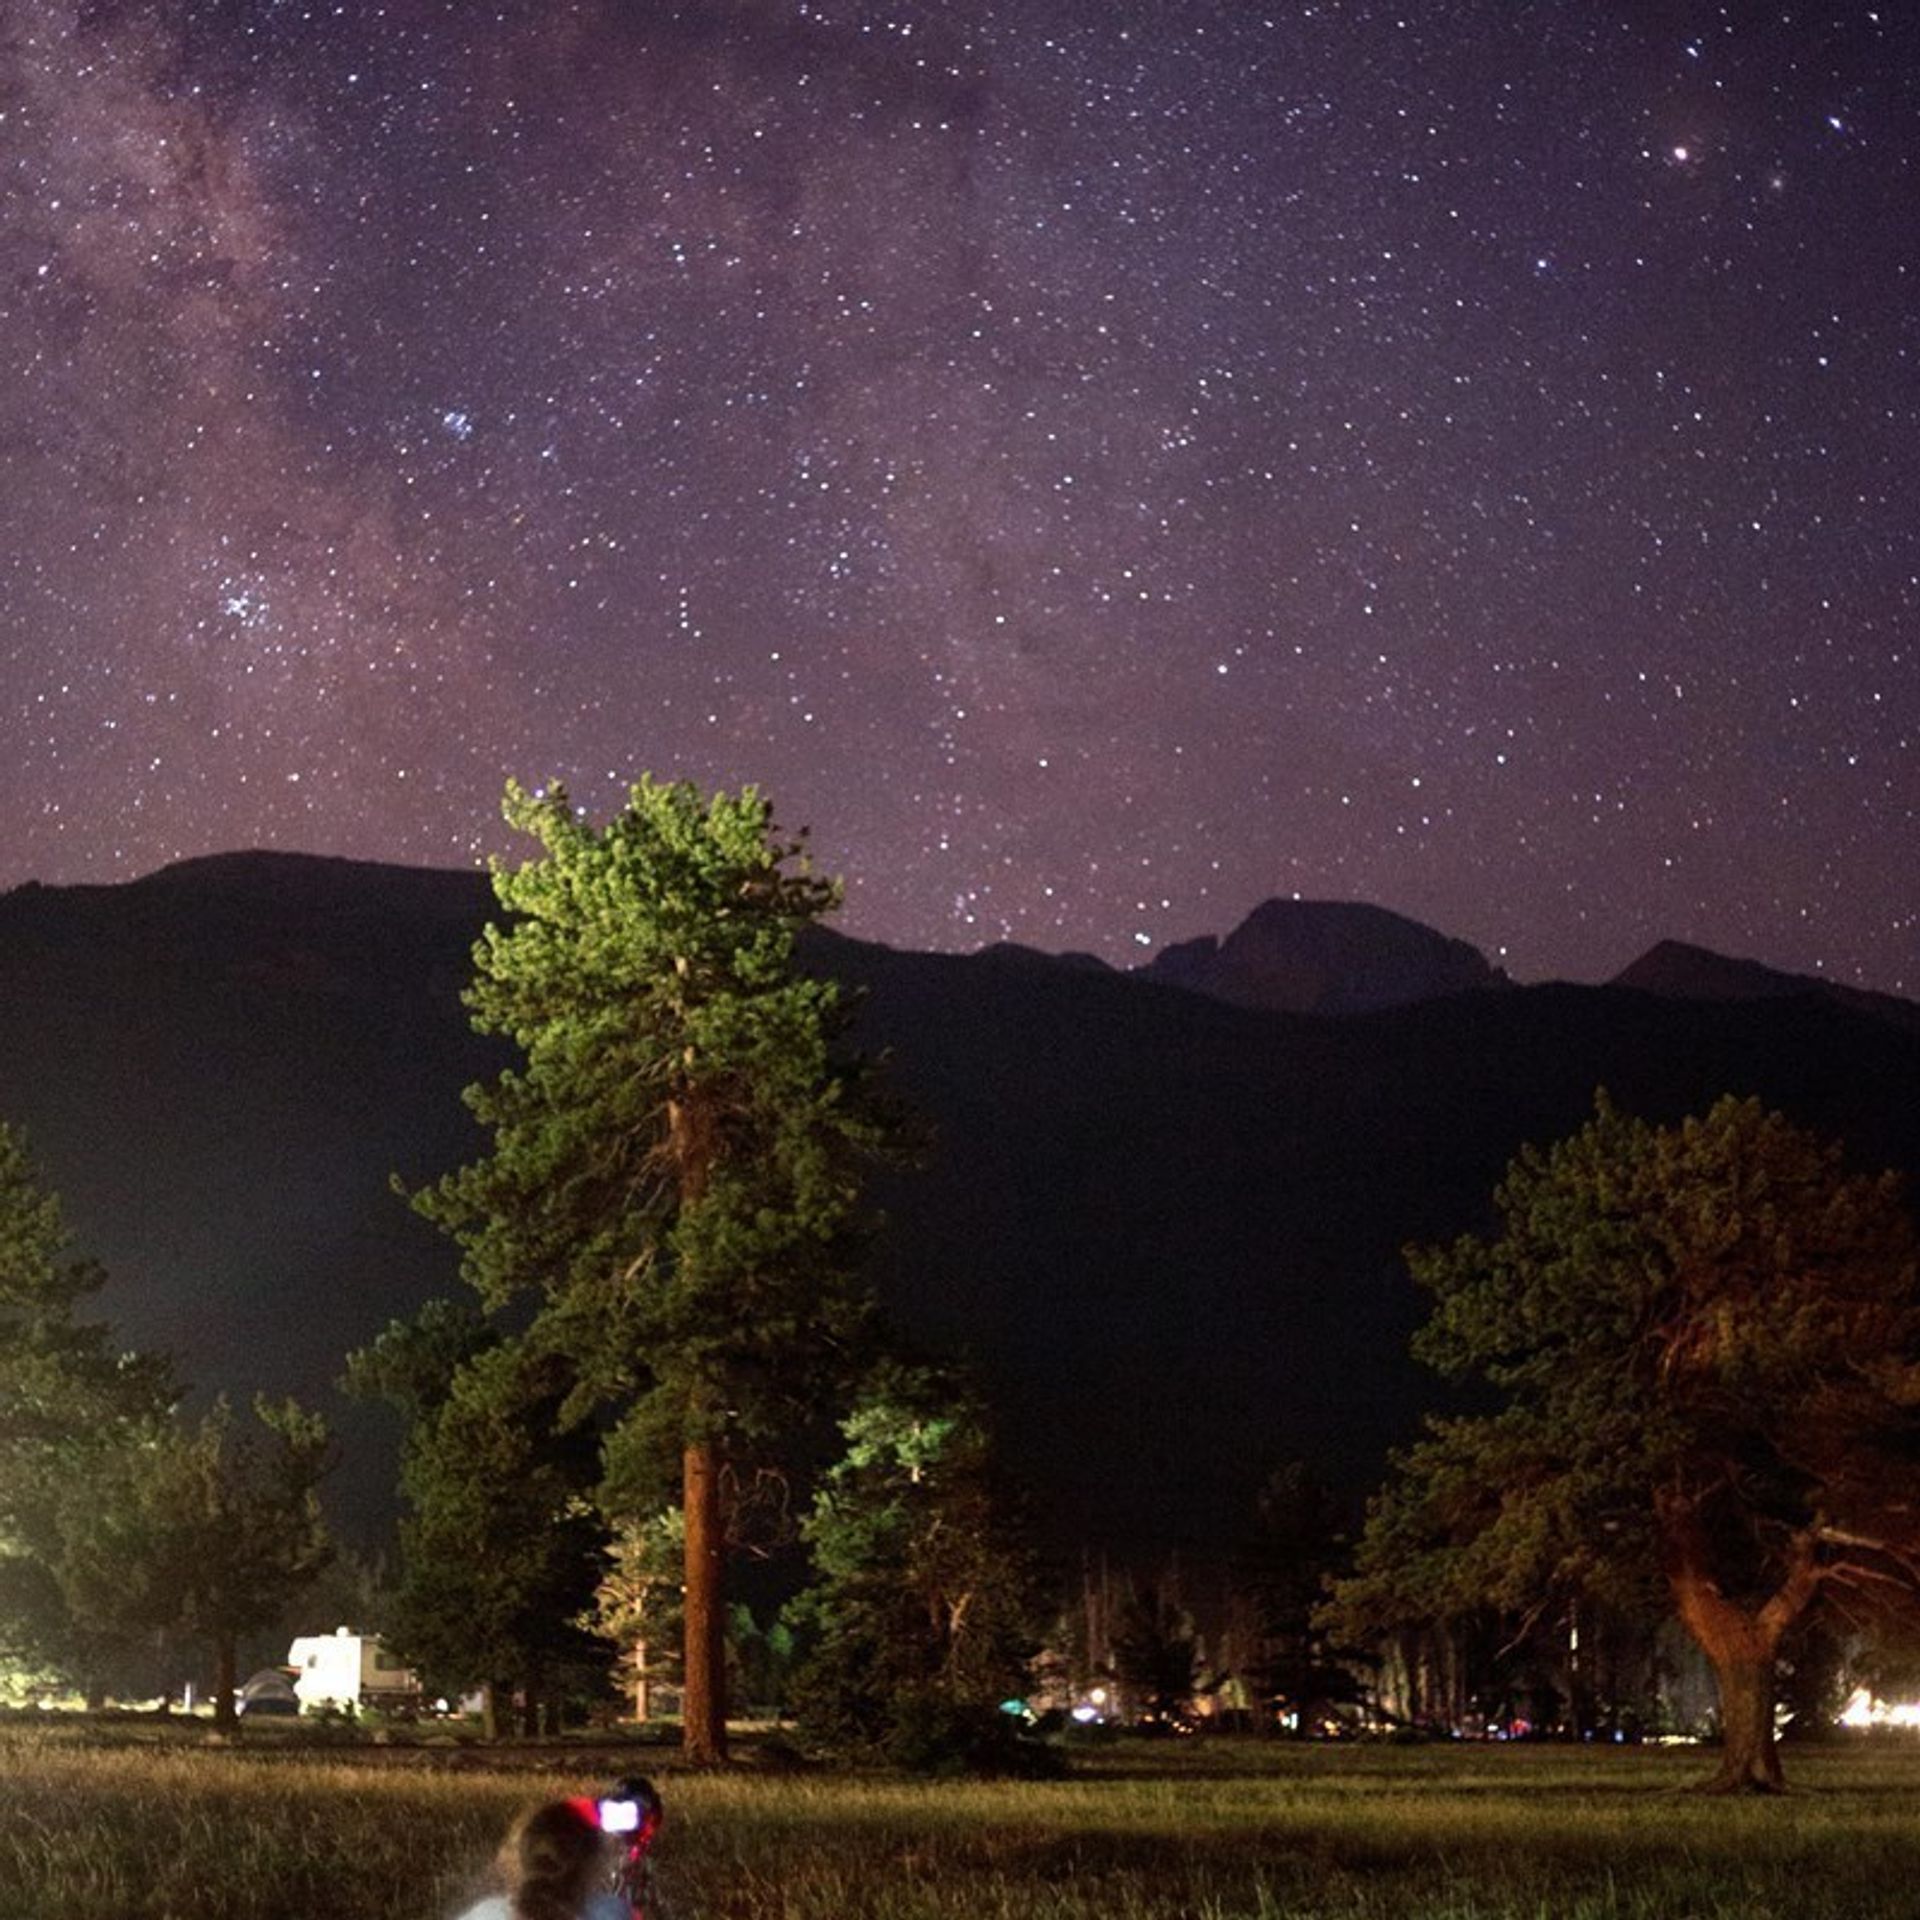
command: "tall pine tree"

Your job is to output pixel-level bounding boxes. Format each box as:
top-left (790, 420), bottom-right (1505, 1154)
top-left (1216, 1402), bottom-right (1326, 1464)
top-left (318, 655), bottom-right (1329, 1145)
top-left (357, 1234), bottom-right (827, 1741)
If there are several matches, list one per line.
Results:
top-left (412, 777), bottom-right (890, 1760)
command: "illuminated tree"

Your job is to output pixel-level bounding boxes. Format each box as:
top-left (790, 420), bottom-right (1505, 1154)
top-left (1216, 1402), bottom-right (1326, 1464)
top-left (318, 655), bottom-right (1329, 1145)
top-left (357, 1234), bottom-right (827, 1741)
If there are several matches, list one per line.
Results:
top-left (412, 776), bottom-right (890, 1762)
top-left (1328, 1094), bottom-right (1920, 1791)
top-left (787, 1360), bottom-right (1042, 1758)
top-left (590, 1508), bottom-right (684, 1723)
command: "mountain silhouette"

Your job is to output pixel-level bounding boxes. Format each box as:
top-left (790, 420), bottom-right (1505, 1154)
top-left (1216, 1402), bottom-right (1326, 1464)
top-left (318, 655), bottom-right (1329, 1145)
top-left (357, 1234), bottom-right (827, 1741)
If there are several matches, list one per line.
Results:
top-left (1138, 898), bottom-right (1507, 1014)
top-left (1613, 938), bottom-right (1920, 1036)
top-left (1, 853), bottom-right (1915, 1562)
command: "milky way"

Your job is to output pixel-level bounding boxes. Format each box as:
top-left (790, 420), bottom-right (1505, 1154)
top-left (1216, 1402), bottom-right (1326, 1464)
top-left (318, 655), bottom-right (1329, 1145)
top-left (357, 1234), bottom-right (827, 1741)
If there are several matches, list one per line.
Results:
top-left (3, 1), bottom-right (1915, 989)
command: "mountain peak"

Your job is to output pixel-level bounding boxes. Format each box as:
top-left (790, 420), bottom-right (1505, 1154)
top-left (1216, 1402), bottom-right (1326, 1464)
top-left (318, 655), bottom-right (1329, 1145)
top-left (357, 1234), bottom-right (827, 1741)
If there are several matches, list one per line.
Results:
top-left (1138, 898), bottom-right (1507, 1015)
top-left (1612, 939), bottom-right (1804, 1002)
top-left (1613, 939), bottom-right (1920, 1035)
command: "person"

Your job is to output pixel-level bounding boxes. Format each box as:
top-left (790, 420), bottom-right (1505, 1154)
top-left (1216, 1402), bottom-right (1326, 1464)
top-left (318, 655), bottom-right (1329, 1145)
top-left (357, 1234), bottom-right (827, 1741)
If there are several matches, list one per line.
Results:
top-left (454, 1797), bottom-right (633, 1920)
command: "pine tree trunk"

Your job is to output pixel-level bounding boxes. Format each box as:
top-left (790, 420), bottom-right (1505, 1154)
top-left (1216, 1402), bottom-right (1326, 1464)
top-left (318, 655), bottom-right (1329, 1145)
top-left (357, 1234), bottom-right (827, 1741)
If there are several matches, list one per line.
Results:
top-left (1659, 1491), bottom-right (1818, 1793)
top-left (212, 1631), bottom-right (238, 1732)
top-left (1704, 1646), bottom-right (1785, 1793)
top-left (481, 1681), bottom-right (502, 1742)
top-left (681, 1437), bottom-right (729, 1764)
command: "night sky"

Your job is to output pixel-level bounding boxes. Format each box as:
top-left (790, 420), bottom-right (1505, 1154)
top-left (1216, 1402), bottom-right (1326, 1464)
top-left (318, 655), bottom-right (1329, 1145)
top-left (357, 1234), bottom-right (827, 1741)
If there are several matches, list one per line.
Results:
top-left (3, 1), bottom-right (1915, 991)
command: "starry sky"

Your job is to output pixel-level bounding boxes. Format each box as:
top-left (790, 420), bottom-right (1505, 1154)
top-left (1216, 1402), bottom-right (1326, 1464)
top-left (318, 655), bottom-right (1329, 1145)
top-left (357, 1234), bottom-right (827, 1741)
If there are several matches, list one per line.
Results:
top-left (3, 1), bottom-right (1915, 991)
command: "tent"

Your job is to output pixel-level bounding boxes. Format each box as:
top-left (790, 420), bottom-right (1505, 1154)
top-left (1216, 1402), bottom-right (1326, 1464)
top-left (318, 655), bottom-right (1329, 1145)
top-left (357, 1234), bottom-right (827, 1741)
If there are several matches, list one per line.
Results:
top-left (237, 1668), bottom-right (301, 1717)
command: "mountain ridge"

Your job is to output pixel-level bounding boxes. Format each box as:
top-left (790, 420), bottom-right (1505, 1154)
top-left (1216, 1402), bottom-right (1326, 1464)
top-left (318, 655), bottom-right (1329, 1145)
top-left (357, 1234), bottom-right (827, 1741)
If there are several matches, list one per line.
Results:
top-left (9, 852), bottom-right (1907, 1025)
top-left (1611, 937), bottom-right (1920, 1036)
top-left (1, 851), bottom-right (1915, 1561)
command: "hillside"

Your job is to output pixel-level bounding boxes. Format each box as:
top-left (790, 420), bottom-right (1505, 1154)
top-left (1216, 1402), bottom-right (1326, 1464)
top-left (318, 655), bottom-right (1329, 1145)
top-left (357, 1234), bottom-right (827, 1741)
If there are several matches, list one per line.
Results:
top-left (1, 854), bottom-right (1916, 1562)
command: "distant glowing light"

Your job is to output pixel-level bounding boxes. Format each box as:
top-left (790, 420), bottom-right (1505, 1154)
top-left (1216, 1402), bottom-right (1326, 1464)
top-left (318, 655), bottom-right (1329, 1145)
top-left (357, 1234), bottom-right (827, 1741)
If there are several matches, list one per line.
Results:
top-left (1840, 1688), bottom-right (1920, 1729)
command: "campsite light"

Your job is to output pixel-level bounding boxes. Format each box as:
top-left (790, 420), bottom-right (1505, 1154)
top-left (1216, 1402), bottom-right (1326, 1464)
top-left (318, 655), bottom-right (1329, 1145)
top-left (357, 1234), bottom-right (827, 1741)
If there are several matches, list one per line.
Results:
top-left (1840, 1687), bottom-right (1920, 1730)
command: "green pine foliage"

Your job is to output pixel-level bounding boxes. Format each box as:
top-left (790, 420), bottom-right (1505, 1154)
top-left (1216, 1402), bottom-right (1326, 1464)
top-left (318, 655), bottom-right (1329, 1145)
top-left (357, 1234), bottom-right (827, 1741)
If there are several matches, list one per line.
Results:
top-left (0, 1121), bottom-right (175, 1455)
top-left (1328, 1092), bottom-right (1920, 1787)
top-left (347, 1303), bottom-right (610, 1724)
top-left (397, 1344), bottom-right (608, 1728)
top-left (788, 1360), bottom-right (1046, 1765)
top-left (138, 1395), bottom-right (333, 1729)
top-left (393, 777), bottom-right (896, 1751)
top-left (414, 776), bottom-right (887, 1475)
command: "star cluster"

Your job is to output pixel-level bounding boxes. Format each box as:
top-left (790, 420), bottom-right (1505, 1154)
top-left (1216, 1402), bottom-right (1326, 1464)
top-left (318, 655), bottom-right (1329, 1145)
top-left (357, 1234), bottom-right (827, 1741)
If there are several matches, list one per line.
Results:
top-left (2, 1), bottom-right (1915, 989)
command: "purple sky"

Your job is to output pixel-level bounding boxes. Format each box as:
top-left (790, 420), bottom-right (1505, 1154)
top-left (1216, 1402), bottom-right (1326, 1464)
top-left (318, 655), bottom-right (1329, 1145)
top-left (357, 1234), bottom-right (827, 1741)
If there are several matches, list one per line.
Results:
top-left (3, 2), bottom-right (1914, 990)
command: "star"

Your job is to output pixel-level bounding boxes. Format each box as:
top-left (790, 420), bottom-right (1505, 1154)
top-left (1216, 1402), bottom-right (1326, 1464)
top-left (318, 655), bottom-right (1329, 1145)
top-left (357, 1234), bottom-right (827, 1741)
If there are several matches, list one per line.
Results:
top-left (0, 0), bottom-right (1913, 994)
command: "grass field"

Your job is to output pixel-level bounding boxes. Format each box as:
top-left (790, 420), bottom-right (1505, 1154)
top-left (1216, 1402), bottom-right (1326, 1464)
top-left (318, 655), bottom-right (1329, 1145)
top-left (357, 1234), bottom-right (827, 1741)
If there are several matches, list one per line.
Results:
top-left (4, 1729), bottom-right (1919, 1920)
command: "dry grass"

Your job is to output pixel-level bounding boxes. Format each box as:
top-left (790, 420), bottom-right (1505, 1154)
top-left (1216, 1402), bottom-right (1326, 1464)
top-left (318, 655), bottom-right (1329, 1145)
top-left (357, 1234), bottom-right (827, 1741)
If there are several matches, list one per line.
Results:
top-left (4, 1727), bottom-right (1919, 1920)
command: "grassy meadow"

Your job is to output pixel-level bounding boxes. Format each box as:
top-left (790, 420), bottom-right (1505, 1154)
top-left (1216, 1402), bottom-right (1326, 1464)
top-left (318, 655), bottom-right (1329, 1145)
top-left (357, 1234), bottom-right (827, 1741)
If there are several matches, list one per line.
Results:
top-left (4, 1729), bottom-right (1920, 1920)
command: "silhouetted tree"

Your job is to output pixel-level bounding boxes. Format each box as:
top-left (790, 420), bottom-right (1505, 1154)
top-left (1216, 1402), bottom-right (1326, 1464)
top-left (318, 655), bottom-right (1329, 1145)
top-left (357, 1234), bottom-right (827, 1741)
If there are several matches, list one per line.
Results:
top-left (0, 1121), bottom-right (176, 1701)
top-left (349, 1313), bottom-right (606, 1735)
top-left (1230, 1461), bottom-right (1360, 1731)
top-left (1110, 1576), bottom-right (1202, 1725)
